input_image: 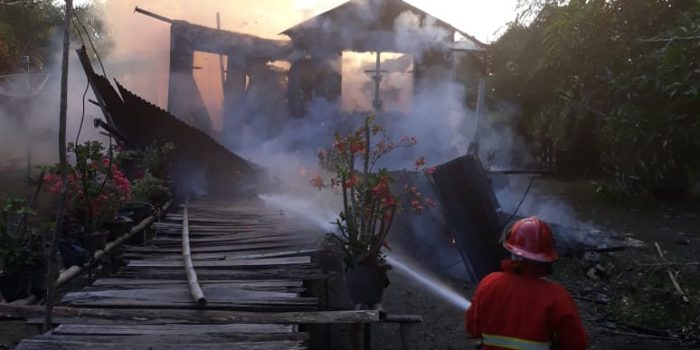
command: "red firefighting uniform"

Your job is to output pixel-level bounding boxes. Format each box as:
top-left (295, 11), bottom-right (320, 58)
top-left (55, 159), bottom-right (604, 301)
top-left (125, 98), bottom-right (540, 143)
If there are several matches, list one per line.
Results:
top-left (465, 259), bottom-right (587, 350)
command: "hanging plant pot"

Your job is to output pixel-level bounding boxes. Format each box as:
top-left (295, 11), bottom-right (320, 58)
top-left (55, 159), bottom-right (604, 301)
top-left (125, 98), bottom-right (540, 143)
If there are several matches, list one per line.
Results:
top-left (0, 271), bottom-right (32, 302)
top-left (345, 261), bottom-right (390, 307)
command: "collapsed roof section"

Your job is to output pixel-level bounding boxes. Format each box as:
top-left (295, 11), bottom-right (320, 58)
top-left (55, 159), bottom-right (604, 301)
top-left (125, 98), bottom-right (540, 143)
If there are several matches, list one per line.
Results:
top-left (76, 47), bottom-right (268, 196)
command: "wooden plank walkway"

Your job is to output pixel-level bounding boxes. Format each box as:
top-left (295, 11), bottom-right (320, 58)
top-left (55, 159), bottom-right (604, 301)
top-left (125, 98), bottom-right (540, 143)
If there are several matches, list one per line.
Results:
top-left (13, 197), bottom-right (383, 350)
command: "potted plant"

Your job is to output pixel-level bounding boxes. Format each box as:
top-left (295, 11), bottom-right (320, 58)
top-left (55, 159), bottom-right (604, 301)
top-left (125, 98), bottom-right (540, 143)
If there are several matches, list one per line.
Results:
top-left (43, 141), bottom-right (132, 254)
top-left (116, 140), bottom-right (174, 224)
top-left (131, 172), bottom-right (172, 208)
top-left (0, 198), bottom-right (44, 302)
top-left (312, 115), bottom-right (434, 308)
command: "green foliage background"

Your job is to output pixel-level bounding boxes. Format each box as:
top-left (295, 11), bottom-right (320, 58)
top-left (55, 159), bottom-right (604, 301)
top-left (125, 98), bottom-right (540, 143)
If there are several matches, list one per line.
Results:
top-left (489, 0), bottom-right (700, 198)
top-left (0, 0), bottom-right (110, 74)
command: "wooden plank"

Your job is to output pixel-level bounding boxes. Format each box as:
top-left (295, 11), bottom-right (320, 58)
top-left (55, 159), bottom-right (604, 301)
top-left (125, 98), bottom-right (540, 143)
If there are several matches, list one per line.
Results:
top-left (62, 286), bottom-right (302, 303)
top-left (16, 338), bottom-right (306, 350)
top-left (53, 323), bottom-right (294, 335)
top-left (92, 279), bottom-right (303, 289)
top-left (60, 300), bottom-right (316, 311)
top-left (154, 236), bottom-right (302, 248)
top-left (122, 248), bottom-right (319, 261)
top-left (61, 288), bottom-right (314, 311)
top-left (116, 265), bottom-right (324, 280)
top-left (153, 232), bottom-right (290, 244)
top-left (127, 256), bottom-right (311, 268)
top-left (1, 304), bottom-right (380, 324)
top-left (154, 223), bottom-right (281, 230)
top-left (126, 241), bottom-right (315, 254)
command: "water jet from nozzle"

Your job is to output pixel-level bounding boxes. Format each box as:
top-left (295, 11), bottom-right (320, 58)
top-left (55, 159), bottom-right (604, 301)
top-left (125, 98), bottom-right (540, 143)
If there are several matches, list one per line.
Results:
top-left (386, 254), bottom-right (471, 310)
top-left (258, 193), bottom-right (472, 310)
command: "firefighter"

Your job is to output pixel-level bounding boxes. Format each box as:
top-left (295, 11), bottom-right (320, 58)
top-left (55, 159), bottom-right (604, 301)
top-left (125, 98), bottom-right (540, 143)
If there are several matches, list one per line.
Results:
top-left (465, 216), bottom-right (588, 350)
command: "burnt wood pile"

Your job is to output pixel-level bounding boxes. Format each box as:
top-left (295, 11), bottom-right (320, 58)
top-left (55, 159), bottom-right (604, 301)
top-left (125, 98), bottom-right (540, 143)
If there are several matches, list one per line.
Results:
top-left (390, 155), bottom-right (628, 283)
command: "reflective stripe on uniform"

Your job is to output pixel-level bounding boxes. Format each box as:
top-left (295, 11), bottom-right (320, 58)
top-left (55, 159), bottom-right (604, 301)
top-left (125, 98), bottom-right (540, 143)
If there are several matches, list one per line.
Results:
top-left (482, 333), bottom-right (551, 350)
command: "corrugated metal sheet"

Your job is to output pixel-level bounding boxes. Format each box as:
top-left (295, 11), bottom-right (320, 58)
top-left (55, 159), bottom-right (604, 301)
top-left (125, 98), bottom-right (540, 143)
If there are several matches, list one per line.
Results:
top-left (431, 155), bottom-right (509, 281)
top-left (80, 53), bottom-right (268, 195)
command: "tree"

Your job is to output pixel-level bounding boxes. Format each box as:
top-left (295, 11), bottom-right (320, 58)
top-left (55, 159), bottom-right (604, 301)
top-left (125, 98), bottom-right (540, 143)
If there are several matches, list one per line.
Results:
top-left (488, 0), bottom-right (700, 198)
top-left (0, 0), bottom-right (111, 74)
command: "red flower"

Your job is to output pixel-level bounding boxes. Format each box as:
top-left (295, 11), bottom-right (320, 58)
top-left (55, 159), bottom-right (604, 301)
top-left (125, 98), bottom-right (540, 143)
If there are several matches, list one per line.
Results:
top-left (343, 173), bottom-right (360, 189)
top-left (415, 156), bottom-right (426, 169)
top-left (350, 142), bottom-right (366, 155)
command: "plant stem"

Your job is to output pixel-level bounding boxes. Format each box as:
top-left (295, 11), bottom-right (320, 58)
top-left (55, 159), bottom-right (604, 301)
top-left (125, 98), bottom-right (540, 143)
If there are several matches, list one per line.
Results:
top-left (361, 118), bottom-right (371, 239)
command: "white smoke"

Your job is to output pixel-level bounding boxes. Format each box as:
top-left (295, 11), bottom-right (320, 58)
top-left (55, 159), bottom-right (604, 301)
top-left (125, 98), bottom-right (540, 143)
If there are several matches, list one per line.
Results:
top-left (394, 12), bottom-right (450, 59)
top-left (87, 0), bottom-right (594, 282)
top-left (0, 41), bottom-right (107, 173)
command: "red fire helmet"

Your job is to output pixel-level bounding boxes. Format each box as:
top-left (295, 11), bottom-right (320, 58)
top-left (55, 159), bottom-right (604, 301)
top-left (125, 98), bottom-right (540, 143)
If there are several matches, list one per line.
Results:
top-left (503, 216), bottom-right (558, 263)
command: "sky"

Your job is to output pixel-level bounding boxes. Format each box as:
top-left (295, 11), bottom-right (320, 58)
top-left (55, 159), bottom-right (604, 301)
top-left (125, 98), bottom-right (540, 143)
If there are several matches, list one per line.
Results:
top-left (74, 0), bottom-right (519, 43)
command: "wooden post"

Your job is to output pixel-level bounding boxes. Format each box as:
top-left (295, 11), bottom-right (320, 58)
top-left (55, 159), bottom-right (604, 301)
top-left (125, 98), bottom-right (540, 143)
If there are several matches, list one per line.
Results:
top-left (470, 76), bottom-right (486, 157)
top-left (216, 12), bottom-right (226, 91)
top-left (351, 323), bottom-right (361, 350)
top-left (400, 324), bottom-right (410, 350)
top-left (183, 197), bottom-right (206, 306)
top-left (44, 0), bottom-right (72, 333)
top-left (364, 323), bottom-right (372, 350)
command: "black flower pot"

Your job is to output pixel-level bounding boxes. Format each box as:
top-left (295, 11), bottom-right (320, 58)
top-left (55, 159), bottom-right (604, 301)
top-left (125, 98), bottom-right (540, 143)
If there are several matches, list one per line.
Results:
top-left (30, 264), bottom-right (46, 298)
top-left (84, 231), bottom-right (109, 254)
top-left (59, 240), bottom-right (88, 268)
top-left (120, 202), bottom-right (153, 223)
top-left (104, 217), bottom-right (134, 241)
top-left (345, 262), bottom-right (390, 306)
top-left (0, 271), bottom-right (32, 302)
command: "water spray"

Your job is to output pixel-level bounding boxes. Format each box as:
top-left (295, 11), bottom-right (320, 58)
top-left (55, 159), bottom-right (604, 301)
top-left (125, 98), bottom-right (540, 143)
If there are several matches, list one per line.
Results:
top-left (258, 193), bottom-right (472, 311)
top-left (386, 254), bottom-right (471, 310)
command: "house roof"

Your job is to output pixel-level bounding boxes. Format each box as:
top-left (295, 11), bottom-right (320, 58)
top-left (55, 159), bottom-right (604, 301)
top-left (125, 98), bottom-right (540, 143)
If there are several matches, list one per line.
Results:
top-left (282, 0), bottom-right (485, 51)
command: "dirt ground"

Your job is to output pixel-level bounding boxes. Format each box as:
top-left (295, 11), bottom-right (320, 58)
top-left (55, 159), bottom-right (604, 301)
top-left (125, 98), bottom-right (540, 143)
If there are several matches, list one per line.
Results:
top-left (367, 178), bottom-right (700, 349)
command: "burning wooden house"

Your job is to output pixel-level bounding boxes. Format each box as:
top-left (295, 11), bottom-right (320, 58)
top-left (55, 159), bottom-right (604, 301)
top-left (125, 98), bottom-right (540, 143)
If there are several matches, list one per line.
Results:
top-left (134, 0), bottom-right (486, 145)
top-left (79, 1), bottom-right (623, 284)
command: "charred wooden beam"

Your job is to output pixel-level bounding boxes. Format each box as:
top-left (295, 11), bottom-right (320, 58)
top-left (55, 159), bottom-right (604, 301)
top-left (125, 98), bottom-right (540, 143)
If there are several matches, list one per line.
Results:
top-left (0, 304), bottom-right (381, 325)
top-left (134, 6), bottom-right (174, 24)
top-left (170, 20), bottom-right (291, 59)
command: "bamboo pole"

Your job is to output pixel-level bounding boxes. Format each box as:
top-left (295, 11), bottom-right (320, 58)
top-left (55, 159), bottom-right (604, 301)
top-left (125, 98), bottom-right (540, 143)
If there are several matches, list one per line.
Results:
top-left (44, 0), bottom-right (72, 333)
top-left (654, 242), bottom-right (690, 303)
top-left (53, 201), bottom-right (171, 290)
top-left (182, 198), bottom-right (206, 306)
